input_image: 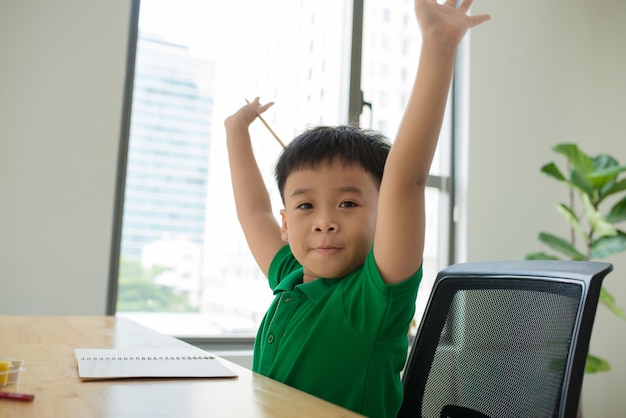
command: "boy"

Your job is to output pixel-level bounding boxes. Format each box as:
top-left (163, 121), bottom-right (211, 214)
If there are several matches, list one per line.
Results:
top-left (224, 0), bottom-right (490, 416)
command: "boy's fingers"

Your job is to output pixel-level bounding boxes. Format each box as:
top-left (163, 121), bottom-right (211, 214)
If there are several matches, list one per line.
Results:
top-left (468, 13), bottom-right (491, 27)
top-left (258, 102), bottom-right (275, 115)
top-left (458, 0), bottom-right (474, 12)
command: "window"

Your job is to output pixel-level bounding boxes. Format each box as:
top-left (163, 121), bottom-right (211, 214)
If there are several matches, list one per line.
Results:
top-left (110, 0), bottom-right (456, 339)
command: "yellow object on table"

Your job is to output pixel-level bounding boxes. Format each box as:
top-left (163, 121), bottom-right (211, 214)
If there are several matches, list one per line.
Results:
top-left (0, 360), bottom-right (9, 386)
top-left (0, 358), bottom-right (24, 386)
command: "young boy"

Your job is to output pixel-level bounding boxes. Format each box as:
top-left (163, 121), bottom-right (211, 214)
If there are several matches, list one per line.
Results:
top-left (225, 1), bottom-right (490, 416)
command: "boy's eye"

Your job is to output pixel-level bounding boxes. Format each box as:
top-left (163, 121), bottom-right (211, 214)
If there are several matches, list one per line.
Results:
top-left (297, 203), bottom-right (314, 210)
top-left (340, 201), bottom-right (357, 208)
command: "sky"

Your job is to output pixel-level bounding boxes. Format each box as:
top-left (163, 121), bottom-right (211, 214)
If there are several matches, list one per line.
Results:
top-left (138, 0), bottom-right (265, 60)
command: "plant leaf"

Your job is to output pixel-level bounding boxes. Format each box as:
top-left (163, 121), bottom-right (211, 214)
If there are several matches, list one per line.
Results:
top-left (591, 154), bottom-right (619, 171)
top-left (581, 193), bottom-right (617, 238)
top-left (600, 287), bottom-right (626, 320)
top-left (553, 143), bottom-right (594, 175)
top-left (589, 163), bottom-right (626, 180)
top-left (556, 203), bottom-right (586, 240)
top-left (602, 178), bottom-right (626, 199)
top-left (590, 231), bottom-right (626, 259)
top-left (606, 195), bottom-right (626, 224)
top-left (570, 168), bottom-right (596, 200)
top-left (538, 232), bottom-right (586, 260)
top-left (541, 162), bottom-right (566, 182)
top-left (540, 160), bottom-right (595, 198)
top-left (587, 157), bottom-right (623, 189)
top-left (525, 252), bottom-right (560, 260)
top-left (585, 354), bottom-right (611, 373)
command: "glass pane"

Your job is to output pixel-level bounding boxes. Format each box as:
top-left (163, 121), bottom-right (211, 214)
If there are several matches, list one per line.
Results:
top-left (361, 0), bottom-right (452, 177)
top-left (116, 0), bottom-right (352, 337)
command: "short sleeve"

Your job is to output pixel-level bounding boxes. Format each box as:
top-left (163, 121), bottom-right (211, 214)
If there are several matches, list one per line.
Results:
top-left (342, 249), bottom-right (422, 341)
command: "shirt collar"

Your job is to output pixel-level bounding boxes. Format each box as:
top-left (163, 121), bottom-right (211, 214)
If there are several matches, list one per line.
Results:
top-left (274, 268), bottom-right (343, 302)
top-left (274, 268), bottom-right (303, 294)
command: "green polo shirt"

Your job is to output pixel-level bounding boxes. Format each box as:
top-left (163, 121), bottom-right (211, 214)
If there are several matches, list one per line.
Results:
top-left (252, 245), bottom-right (421, 418)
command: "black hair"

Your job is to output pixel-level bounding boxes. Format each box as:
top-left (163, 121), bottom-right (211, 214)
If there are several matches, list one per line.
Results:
top-left (275, 125), bottom-right (391, 202)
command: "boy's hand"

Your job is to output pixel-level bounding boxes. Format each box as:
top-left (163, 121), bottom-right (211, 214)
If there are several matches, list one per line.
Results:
top-left (415, 0), bottom-right (490, 46)
top-left (225, 96), bottom-right (283, 278)
top-left (224, 97), bottom-right (274, 131)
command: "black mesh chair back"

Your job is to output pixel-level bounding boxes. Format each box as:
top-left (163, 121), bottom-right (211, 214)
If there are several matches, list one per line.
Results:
top-left (398, 260), bottom-right (613, 418)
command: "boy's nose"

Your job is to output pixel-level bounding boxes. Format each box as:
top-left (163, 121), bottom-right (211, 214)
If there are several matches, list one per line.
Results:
top-left (313, 217), bottom-right (338, 233)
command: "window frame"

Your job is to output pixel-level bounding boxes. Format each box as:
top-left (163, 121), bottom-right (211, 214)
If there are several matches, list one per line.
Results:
top-left (107, 0), bottom-right (140, 316)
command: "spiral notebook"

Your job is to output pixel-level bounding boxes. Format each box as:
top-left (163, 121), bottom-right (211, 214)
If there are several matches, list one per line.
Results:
top-left (75, 348), bottom-right (238, 381)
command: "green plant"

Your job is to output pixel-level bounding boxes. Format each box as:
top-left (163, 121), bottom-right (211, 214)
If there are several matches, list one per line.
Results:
top-left (526, 143), bottom-right (626, 373)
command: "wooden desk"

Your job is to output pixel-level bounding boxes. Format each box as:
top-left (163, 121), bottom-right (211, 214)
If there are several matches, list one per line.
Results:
top-left (0, 316), bottom-right (362, 418)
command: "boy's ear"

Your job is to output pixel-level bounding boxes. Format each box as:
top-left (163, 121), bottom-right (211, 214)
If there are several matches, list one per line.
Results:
top-left (280, 209), bottom-right (289, 242)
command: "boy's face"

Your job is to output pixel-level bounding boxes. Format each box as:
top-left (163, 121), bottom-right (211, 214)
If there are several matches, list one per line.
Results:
top-left (280, 162), bottom-right (379, 283)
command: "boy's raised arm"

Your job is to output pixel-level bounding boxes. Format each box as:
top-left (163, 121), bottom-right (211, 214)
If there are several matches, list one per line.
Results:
top-left (373, 0), bottom-right (490, 285)
top-left (225, 98), bottom-right (285, 277)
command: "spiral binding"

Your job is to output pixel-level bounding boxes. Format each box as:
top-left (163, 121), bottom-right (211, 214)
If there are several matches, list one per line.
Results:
top-left (79, 355), bottom-right (215, 361)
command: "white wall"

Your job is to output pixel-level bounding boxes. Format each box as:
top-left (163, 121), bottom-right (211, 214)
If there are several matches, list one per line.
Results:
top-left (469, 1), bottom-right (626, 416)
top-left (1, 0), bottom-right (625, 414)
top-left (0, 0), bottom-right (132, 314)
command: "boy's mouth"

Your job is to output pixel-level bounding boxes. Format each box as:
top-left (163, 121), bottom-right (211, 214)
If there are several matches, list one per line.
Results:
top-left (312, 246), bottom-right (342, 255)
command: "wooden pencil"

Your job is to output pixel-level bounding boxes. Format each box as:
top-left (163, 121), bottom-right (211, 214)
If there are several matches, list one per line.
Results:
top-left (245, 98), bottom-right (286, 148)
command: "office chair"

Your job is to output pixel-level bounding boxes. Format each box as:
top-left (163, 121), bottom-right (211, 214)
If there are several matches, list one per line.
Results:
top-left (398, 260), bottom-right (613, 418)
